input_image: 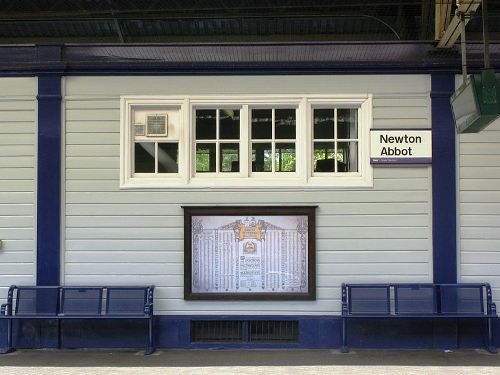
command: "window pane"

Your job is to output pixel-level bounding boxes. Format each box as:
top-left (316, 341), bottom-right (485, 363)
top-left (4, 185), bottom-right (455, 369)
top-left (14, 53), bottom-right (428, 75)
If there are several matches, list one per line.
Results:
top-left (313, 109), bottom-right (334, 139)
top-left (219, 109), bottom-right (240, 140)
top-left (337, 108), bottom-right (358, 139)
top-left (313, 142), bottom-right (335, 172)
top-left (275, 109), bottom-right (296, 139)
top-left (337, 141), bottom-right (358, 172)
top-left (275, 143), bottom-right (296, 172)
top-left (196, 143), bottom-right (216, 172)
top-left (158, 143), bottom-right (179, 173)
top-left (252, 143), bottom-right (272, 172)
top-left (251, 109), bottom-right (272, 139)
top-left (134, 142), bottom-right (155, 173)
top-left (220, 143), bottom-right (239, 172)
top-left (196, 110), bottom-right (217, 140)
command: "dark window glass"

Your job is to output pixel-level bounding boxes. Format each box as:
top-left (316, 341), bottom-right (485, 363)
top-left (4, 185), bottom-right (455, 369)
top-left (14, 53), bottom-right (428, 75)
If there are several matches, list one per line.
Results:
top-left (275, 143), bottom-right (296, 172)
top-left (219, 109), bottom-right (240, 140)
top-left (275, 109), bottom-right (296, 139)
top-left (196, 110), bottom-right (217, 140)
top-left (220, 143), bottom-right (240, 172)
top-left (337, 141), bottom-right (358, 172)
top-left (313, 142), bottom-right (335, 172)
top-left (157, 143), bottom-right (179, 173)
top-left (196, 143), bottom-right (216, 172)
top-left (251, 109), bottom-right (272, 139)
top-left (252, 143), bottom-right (272, 172)
top-left (313, 109), bottom-right (334, 139)
top-left (134, 143), bottom-right (155, 173)
top-left (337, 108), bottom-right (358, 139)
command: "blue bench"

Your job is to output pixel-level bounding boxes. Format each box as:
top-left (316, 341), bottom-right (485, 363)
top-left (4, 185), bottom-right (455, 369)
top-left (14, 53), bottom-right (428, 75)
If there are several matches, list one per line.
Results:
top-left (0, 285), bottom-right (154, 355)
top-left (341, 283), bottom-right (497, 353)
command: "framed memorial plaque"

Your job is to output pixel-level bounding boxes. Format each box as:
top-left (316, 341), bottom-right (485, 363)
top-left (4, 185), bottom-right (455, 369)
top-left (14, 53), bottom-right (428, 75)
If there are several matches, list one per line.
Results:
top-left (184, 206), bottom-right (316, 300)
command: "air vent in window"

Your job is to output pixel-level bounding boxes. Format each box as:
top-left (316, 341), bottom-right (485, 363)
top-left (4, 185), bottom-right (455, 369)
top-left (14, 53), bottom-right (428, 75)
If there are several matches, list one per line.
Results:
top-left (146, 114), bottom-right (168, 136)
top-left (134, 123), bottom-right (145, 136)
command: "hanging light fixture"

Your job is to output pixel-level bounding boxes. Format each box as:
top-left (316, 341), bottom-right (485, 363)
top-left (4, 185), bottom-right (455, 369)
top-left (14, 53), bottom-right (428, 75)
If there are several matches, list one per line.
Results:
top-left (450, 0), bottom-right (500, 133)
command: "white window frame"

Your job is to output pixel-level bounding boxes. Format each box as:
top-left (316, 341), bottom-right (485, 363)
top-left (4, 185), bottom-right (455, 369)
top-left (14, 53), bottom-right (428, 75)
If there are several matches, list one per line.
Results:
top-left (120, 95), bottom-right (373, 189)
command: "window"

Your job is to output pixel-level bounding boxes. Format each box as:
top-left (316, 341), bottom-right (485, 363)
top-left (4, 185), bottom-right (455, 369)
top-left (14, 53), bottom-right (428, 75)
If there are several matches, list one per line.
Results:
top-left (251, 108), bottom-right (297, 173)
top-left (312, 108), bottom-right (358, 173)
top-left (121, 95), bottom-right (372, 188)
top-left (195, 109), bottom-right (241, 173)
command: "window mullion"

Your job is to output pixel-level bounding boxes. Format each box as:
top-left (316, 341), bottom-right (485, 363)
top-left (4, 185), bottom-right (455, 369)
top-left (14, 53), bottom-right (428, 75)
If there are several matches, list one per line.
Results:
top-left (216, 109), bottom-right (220, 174)
top-left (271, 108), bottom-right (275, 173)
top-left (154, 142), bottom-right (158, 174)
top-left (241, 105), bottom-right (249, 177)
top-left (334, 108), bottom-right (338, 173)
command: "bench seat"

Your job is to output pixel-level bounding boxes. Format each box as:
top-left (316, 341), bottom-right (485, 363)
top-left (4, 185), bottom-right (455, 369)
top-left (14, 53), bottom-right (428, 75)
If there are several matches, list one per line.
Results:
top-left (0, 285), bottom-right (154, 354)
top-left (341, 283), bottom-right (497, 353)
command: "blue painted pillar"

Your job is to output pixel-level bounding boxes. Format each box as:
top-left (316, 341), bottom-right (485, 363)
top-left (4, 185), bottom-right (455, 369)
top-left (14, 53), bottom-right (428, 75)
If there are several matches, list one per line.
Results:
top-left (431, 73), bottom-right (457, 284)
top-left (37, 68), bottom-right (62, 286)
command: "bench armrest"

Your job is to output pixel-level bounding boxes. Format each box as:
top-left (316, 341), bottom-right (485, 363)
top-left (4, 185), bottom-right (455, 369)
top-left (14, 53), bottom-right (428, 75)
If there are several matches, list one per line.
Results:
top-left (485, 284), bottom-right (497, 316)
top-left (341, 283), bottom-right (348, 316)
top-left (1, 285), bottom-right (16, 316)
top-left (144, 303), bottom-right (153, 316)
top-left (0, 303), bottom-right (9, 316)
top-left (490, 302), bottom-right (497, 316)
top-left (144, 285), bottom-right (154, 316)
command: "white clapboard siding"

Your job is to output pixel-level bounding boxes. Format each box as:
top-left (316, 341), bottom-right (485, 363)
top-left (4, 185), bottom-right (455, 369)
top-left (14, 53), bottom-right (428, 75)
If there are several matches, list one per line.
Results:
top-left (0, 78), bottom-right (37, 298)
top-left (63, 75), bottom-right (432, 315)
top-left (459, 115), bottom-right (500, 306)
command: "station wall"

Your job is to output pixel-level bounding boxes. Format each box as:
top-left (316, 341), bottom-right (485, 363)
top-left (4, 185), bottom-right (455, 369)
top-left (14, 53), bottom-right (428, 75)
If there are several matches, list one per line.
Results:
top-left (0, 77), bottom-right (37, 297)
top-left (459, 117), bottom-right (500, 304)
top-left (62, 75), bottom-right (433, 315)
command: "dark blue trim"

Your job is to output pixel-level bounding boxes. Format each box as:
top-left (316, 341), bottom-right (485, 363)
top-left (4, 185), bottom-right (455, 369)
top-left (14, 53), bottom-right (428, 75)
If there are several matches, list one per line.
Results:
top-left (431, 73), bottom-right (457, 284)
top-left (36, 73), bottom-right (61, 286)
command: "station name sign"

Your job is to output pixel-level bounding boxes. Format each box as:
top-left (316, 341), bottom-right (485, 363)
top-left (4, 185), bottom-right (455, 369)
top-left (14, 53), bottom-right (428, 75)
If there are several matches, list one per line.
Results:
top-left (370, 129), bottom-right (432, 165)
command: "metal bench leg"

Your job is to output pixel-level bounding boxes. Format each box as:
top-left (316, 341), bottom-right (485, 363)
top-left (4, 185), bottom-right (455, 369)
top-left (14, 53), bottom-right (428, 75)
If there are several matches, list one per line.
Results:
top-left (144, 317), bottom-right (154, 355)
top-left (341, 317), bottom-right (349, 353)
top-left (487, 317), bottom-right (497, 354)
top-left (1, 318), bottom-right (15, 354)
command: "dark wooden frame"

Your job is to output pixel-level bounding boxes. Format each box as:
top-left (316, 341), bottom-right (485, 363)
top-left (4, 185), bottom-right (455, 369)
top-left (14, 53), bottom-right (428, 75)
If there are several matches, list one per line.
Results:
top-left (183, 206), bottom-right (317, 300)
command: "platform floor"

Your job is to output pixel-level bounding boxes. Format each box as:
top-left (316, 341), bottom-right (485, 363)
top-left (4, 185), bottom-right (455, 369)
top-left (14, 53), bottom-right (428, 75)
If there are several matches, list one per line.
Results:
top-left (1, 349), bottom-right (500, 374)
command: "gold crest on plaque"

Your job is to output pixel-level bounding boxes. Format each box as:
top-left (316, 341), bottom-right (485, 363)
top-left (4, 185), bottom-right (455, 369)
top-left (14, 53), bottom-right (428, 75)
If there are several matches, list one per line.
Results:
top-left (238, 217), bottom-right (264, 241)
top-left (244, 242), bottom-right (257, 254)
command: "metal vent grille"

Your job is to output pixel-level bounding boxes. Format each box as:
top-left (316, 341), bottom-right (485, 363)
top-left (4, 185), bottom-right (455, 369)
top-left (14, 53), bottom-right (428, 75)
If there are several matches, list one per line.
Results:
top-left (191, 320), bottom-right (243, 342)
top-left (134, 123), bottom-right (145, 136)
top-left (249, 320), bottom-right (299, 342)
top-left (190, 320), bottom-right (299, 343)
top-left (146, 114), bottom-right (167, 136)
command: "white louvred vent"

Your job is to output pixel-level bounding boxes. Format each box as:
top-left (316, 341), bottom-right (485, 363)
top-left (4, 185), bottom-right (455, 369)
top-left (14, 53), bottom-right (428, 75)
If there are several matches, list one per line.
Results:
top-left (146, 114), bottom-right (168, 136)
top-left (134, 123), bottom-right (145, 136)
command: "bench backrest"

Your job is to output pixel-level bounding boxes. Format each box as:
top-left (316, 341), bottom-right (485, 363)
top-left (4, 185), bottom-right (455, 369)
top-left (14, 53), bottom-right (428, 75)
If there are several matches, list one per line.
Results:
top-left (15, 287), bottom-right (59, 316)
top-left (347, 285), bottom-right (390, 315)
top-left (440, 284), bottom-right (484, 315)
top-left (394, 285), bottom-right (436, 315)
top-left (6, 285), bottom-right (153, 317)
top-left (61, 288), bottom-right (103, 315)
top-left (106, 287), bottom-right (148, 315)
top-left (343, 283), bottom-right (493, 316)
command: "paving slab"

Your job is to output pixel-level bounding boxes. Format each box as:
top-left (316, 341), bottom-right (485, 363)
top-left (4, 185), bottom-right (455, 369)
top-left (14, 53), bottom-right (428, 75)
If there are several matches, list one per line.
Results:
top-left (1, 349), bottom-right (500, 375)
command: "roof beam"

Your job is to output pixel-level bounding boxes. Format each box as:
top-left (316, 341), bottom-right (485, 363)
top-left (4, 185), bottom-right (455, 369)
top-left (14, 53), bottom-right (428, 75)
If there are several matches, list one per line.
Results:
top-left (437, 0), bottom-right (481, 48)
